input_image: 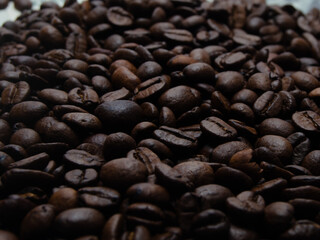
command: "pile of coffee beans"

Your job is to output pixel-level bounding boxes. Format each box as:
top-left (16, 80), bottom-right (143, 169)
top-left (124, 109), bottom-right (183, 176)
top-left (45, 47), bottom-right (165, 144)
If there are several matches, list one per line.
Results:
top-left (0, 0), bottom-right (32, 11)
top-left (1, 0), bottom-right (320, 239)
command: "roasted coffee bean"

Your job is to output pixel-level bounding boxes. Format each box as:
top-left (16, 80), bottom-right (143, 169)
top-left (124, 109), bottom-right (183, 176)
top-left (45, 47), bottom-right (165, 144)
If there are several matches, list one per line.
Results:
top-left (1, 81), bottom-right (30, 107)
top-left (259, 118), bottom-right (295, 137)
top-left (201, 116), bottom-right (237, 140)
top-left (49, 187), bottom-right (78, 212)
top-left (211, 141), bottom-right (249, 164)
top-left (54, 208), bottom-right (105, 237)
top-left (35, 117), bottom-right (79, 147)
top-left (9, 101), bottom-right (48, 124)
top-left (79, 186), bottom-right (120, 211)
top-left (126, 183), bottom-right (169, 206)
top-left (153, 126), bottom-right (198, 155)
top-left (292, 111), bottom-right (320, 133)
top-left (126, 202), bottom-right (164, 231)
top-left (192, 209), bottom-right (230, 239)
top-left (301, 150), bottom-right (320, 176)
top-left (127, 147), bottom-right (161, 175)
top-left (104, 132), bottom-right (136, 160)
top-left (264, 202), bottom-right (294, 234)
top-left (62, 112), bottom-right (102, 132)
top-left (65, 168), bottom-right (98, 188)
top-left (193, 184), bottom-right (233, 210)
top-left (107, 7), bottom-right (133, 27)
top-left (20, 204), bottom-right (56, 239)
top-left (133, 75), bottom-right (171, 102)
top-left (158, 86), bottom-right (201, 116)
top-left (100, 158), bottom-right (148, 189)
top-left (279, 220), bottom-right (320, 240)
top-left (253, 91), bottom-right (283, 118)
top-left (256, 135), bottom-right (293, 165)
top-left (95, 100), bottom-right (144, 133)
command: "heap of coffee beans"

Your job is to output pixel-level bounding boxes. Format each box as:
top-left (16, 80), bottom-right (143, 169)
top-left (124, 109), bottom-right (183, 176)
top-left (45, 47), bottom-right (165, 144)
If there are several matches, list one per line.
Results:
top-left (1, 0), bottom-right (320, 239)
top-left (0, 0), bottom-right (32, 11)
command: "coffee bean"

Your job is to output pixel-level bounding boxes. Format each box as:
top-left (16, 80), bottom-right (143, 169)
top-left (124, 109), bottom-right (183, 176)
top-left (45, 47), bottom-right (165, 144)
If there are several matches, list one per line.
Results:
top-left (195, 184), bottom-right (233, 210)
top-left (126, 202), bottom-right (164, 231)
top-left (153, 126), bottom-right (198, 155)
top-left (1, 81), bottom-right (30, 107)
top-left (54, 208), bottom-right (105, 237)
top-left (253, 91), bottom-right (283, 118)
top-left (100, 158), bottom-right (148, 189)
top-left (256, 135), bottom-right (293, 165)
top-left (107, 7), bottom-right (134, 27)
top-left (280, 220), bottom-right (320, 240)
top-left (65, 168), bottom-right (98, 188)
top-left (192, 209), bottom-right (230, 239)
top-left (79, 186), bottom-right (120, 211)
top-left (95, 100), bottom-right (144, 133)
top-left (292, 111), bottom-right (320, 133)
top-left (9, 101), bottom-right (48, 124)
top-left (259, 118), bottom-right (295, 137)
top-left (201, 116), bottom-right (237, 140)
top-left (20, 204), bottom-right (56, 239)
top-left (264, 202), bottom-right (294, 234)
top-left (302, 150), bottom-right (320, 176)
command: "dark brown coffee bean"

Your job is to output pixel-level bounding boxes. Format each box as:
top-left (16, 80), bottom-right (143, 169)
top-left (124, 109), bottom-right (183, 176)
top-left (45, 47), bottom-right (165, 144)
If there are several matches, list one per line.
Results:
top-left (127, 147), bottom-right (161, 175)
top-left (104, 132), bottom-right (136, 160)
top-left (292, 111), bottom-right (320, 133)
top-left (100, 158), bottom-right (148, 189)
top-left (126, 202), bottom-right (164, 230)
top-left (264, 202), bottom-right (294, 234)
top-left (126, 183), bottom-right (170, 206)
top-left (131, 122), bottom-right (157, 141)
top-left (226, 191), bottom-right (265, 225)
top-left (133, 75), bottom-right (170, 102)
top-left (54, 208), bottom-right (105, 237)
top-left (159, 107), bottom-right (176, 127)
top-left (215, 167), bottom-right (253, 193)
top-left (68, 87), bottom-right (99, 110)
top-left (164, 29), bottom-right (193, 44)
top-left (153, 126), bottom-right (198, 154)
top-left (183, 62), bottom-right (215, 83)
top-left (8, 152), bottom-right (49, 170)
top-left (39, 25), bottom-right (64, 49)
top-left (1, 81), bottom-right (30, 107)
top-left (79, 186), bottom-right (120, 211)
top-left (35, 117), bottom-right (79, 147)
top-left (138, 138), bottom-right (173, 160)
top-left (173, 161), bottom-right (214, 188)
top-left (301, 150), bottom-right (320, 176)
top-left (49, 187), bottom-right (78, 212)
top-left (9, 101), bottom-right (48, 124)
top-left (201, 116), bottom-right (237, 140)
top-left (107, 7), bottom-right (133, 27)
top-left (192, 209), bottom-right (230, 239)
top-left (20, 204), bottom-right (56, 239)
top-left (154, 162), bottom-right (193, 191)
top-left (0, 151), bottom-right (14, 173)
top-left (2, 168), bottom-right (55, 189)
top-left (95, 100), bottom-right (144, 133)
top-left (280, 220), bottom-right (320, 240)
top-left (65, 168), bottom-right (98, 188)
top-left (291, 71), bottom-right (319, 92)
top-left (159, 86), bottom-right (201, 116)
top-left (259, 118), bottom-right (295, 137)
top-left (256, 135), bottom-right (293, 165)
top-left (253, 91), bottom-right (283, 118)
top-left (9, 128), bottom-right (41, 149)
top-left (63, 149), bottom-right (105, 169)
top-left (0, 119), bottom-right (11, 143)
top-left (211, 141), bottom-right (249, 164)
top-left (62, 112), bottom-right (102, 132)
top-left (37, 88), bottom-right (68, 105)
